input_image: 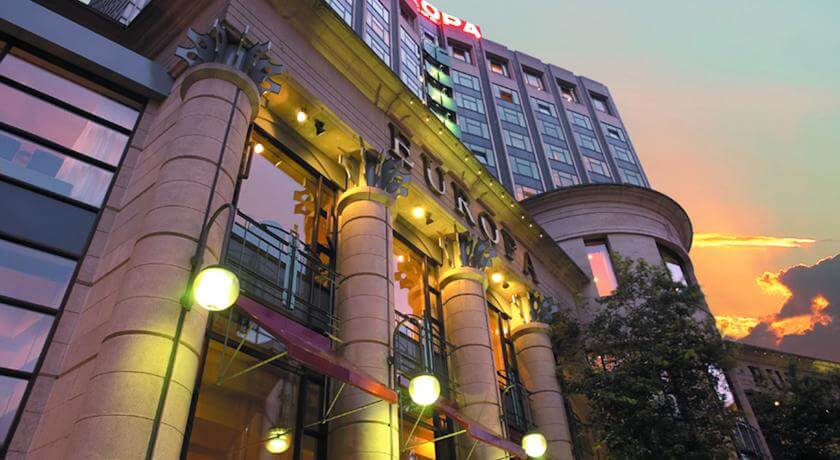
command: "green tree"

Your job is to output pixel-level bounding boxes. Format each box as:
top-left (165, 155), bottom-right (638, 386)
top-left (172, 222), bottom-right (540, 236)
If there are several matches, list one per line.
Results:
top-left (551, 256), bottom-right (736, 459)
top-left (749, 363), bottom-right (840, 459)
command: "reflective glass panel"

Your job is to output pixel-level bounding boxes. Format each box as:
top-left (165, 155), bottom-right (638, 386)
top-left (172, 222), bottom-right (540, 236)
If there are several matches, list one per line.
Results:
top-left (0, 376), bottom-right (26, 441)
top-left (0, 84), bottom-right (127, 166)
top-left (487, 308), bottom-right (506, 375)
top-left (0, 239), bottom-right (75, 309)
top-left (0, 303), bottom-right (52, 372)
top-left (0, 53), bottom-right (138, 129)
top-left (394, 238), bottom-right (425, 318)
top-left (585, 242), bottom-right (618, 297)
top-left (237, 146), bottom-right (333, 248)
top-left (0, 129), bottom-right (112, 206)
top-left (186, 340), bottom-right (303, 459)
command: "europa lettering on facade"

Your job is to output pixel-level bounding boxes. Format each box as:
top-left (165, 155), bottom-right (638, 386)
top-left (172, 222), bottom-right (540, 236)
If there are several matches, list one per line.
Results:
top-left (411, 0), bottom-right (482, 40)
top-left (420, 149), bottom-right (538, 284)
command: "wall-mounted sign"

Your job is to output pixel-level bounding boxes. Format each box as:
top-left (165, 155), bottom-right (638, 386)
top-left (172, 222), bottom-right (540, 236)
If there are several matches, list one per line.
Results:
top-left (411, 0), bottom-right (482, 40)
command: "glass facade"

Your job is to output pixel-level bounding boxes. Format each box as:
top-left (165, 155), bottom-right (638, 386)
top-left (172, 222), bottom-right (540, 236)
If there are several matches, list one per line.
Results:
top-left (364, 0), bottom-right (391, 64)
top-left (0, 44), bottom-right (139, 450)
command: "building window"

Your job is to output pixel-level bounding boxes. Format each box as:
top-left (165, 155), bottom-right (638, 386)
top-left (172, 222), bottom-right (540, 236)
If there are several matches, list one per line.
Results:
top-left (585, 241), bottom-right (618, 296)
top-left (186, 338), bottom-right (327, 458)
top-left (493, 84), bottom-right (520, 105)
top-left (364, 0), bottom-right (391, 64)
top-left (537, 119), bottom-right (564, 140)
top-left (452, 70), bottom-right (480, 91)
top-left (610, 144), bottom-right (635, 164)
top-left (399, 27), bottom-right (423, 97)
top-left (582, 155), bottom-right (611, 178)
top-left (567, 110), bottom-right (592, 130)
top-left (457, 116), bottom-right (490, 139)
top-left (621, 168), bottom-right (644, 186)
top-left (523, 69), bottom-right (544, 90)
top-left (546, 143), bottom-right (573, 165)
top-left (514, 183), bottom-right (542, 201)
top-left (499, 106), bottom-right (526, 127)
top-left (448, 41), bottom-right (472, 64)
top-left (326, 0), bottom-right (353, 24)
top-left (551, 169), bottom-right (579, 188)
top-left (591, 93), bottom-right (611, 114)
top-left (604, 124), bottom-right (625, 141)
top-left (455, 93), bottom-right (485, 114)
top-left (502, 129), bottom-right (533, 152)
top-left (559, 82), bottom-right (578, 103)
top-left (575, 132), bottom-right (601, 152)
top-left (237, 136), bottom-right (335, 256)
top-left (0, 47), bottom-right (139, 449)
top-left (510, 156), bottom-right (540, 180)
top-left (531, 97), bottom-right (556, 116)
top-left (488, 57), bottom-right (509, 77)
top-left (660, 247), bottom-right (688, 286)
top-left (463, 142), bottom-right (496, 168)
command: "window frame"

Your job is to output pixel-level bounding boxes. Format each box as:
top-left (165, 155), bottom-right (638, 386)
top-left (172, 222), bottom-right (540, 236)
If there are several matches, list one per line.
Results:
top-left (448, 40), bottom-right (473, 64)
top-left (523, 69), bottom-right (544, 90)
top-left (488, 56), bottom-right (509, 77)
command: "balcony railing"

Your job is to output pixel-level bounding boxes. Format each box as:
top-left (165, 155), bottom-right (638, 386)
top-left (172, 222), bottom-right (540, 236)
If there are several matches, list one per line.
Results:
top-left (732, 418), bottom-right (765, 459)
top-left (498, 369), bottom-right (532, 436)
top-left (394, 311), bottom-right (453, 398)
top-left (224, 210), bottom-right (340, 336)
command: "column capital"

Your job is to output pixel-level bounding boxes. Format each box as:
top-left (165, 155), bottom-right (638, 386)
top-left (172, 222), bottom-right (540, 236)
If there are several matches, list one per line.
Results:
top-left (440, 266), bottom-right (487, 289)
top-left (511, 321), bottom-right (551, 341)
top-left (179, 63), bottom-right (262, 121)
top-left (336, 185), bottom-right (395, 214)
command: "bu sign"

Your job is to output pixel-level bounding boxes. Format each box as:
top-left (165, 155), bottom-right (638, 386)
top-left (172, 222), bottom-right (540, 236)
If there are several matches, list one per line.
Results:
top-left (412, 0), bottom-right (482, 40)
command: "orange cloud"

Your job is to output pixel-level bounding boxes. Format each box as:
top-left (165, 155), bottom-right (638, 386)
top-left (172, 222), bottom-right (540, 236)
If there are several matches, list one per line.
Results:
top-left (767, 295), bottom-right (831, 341)
top-left (694, 233), bottom-right (816, 249)
top-left (756, 271), bottom-right (793, 298)
top-left (717, 295), bottom-right (830, 343)
top-left (716, 315), bottom-right (760, 339)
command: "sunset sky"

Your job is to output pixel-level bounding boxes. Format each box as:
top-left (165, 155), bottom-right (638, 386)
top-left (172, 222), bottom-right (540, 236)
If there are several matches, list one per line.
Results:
top-left (435, 0), bottom-right (840, 360)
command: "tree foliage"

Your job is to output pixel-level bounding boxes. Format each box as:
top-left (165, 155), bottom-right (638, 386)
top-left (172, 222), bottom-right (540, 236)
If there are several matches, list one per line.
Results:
top-left (749, 363), bottom-right (840, 459)
top-left (550, 256), bottom-right (735, 459)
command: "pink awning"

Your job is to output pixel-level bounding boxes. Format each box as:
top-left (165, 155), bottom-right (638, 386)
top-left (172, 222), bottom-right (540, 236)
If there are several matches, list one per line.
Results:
top-left (236, 295), bottom-right (398, 404)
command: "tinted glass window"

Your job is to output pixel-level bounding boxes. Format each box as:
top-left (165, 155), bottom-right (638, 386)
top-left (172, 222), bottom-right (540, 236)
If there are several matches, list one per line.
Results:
top-left (0, 376), bottom-right (27, 441)
top-left (0, 84), bottom-right (127, 165)
top-left (0, 53), bottom-right (138, 129)
top-left (0, 304), bottom-right (51, 372)
top-left (0, 239), bottom-right (75, 309)
top-left (585, 242), bottom-right (617, 296)
top-left (0, 130), bottom-right (112, 206)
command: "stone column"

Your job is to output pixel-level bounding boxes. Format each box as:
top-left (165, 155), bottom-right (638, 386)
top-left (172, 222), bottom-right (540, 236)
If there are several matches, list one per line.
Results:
top-left (328, 186), bottom-right (399, 459)
top-left (511, 322), bottom-right (574, 460)
top-left (440, 267), bottom-right (505, 460)
top-left (65, 63), bottom-right (259, 458)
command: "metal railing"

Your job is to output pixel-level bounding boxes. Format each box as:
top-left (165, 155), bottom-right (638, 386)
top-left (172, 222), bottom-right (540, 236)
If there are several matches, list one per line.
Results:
top-left (498, 369), bottom-right (532, 436)
top-left (732, 418), bottom-right (765, 459)
top-left (224, 210), bottom-right (340, 336)
top-left (394, 311), bottom-right (453, 398)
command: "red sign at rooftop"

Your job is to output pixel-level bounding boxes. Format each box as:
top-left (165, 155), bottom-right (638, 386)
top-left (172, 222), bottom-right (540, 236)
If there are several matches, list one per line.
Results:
top-left (412, 0), bottom-right (482, 40)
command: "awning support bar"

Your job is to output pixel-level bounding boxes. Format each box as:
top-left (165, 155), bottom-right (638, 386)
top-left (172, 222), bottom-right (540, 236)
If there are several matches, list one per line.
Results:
top-left (214, 351), bottom-right (288, 386)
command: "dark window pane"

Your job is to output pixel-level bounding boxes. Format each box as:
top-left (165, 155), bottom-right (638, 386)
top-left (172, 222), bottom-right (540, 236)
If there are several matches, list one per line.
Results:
top-left (0, 376), bottom-right (26, 442)
top-left (0, 303), bottom-right (52, 372)
top-left (0, 130), bottom-right (112, 206)
top-left (0, 84), bottom-right (127, 166)
top-left (0, 53), bottom-right (138, 130)
top-left (0, 239), bottom-right (75, 309)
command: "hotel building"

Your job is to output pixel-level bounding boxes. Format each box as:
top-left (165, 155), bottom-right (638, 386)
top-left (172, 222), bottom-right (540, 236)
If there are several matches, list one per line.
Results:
top-left (0, 0), bottom-right (765, 458)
